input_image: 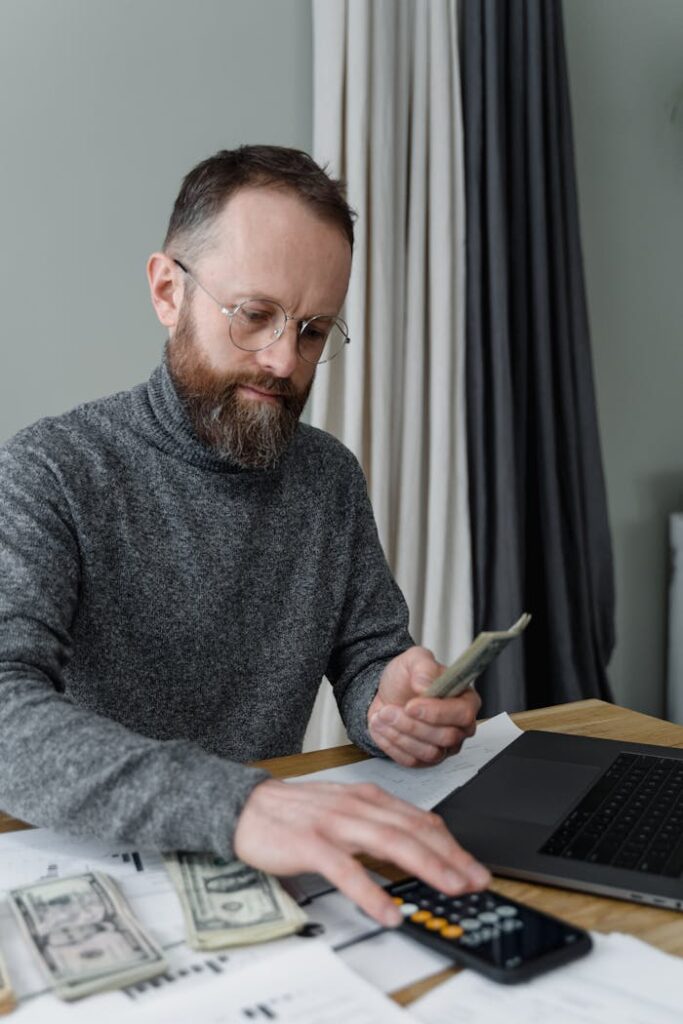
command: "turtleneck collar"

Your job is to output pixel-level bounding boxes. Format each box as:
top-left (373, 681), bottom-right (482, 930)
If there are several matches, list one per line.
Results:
top-left (130, 354), bottom-right (291, 475)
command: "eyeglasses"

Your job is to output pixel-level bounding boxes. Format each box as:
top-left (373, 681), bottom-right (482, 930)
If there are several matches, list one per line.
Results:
top-left (173, 259), bottom-right (350, 365)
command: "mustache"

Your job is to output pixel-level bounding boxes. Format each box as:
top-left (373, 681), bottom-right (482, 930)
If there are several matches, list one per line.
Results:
top-left (186, 370), bottom-right (300, 404)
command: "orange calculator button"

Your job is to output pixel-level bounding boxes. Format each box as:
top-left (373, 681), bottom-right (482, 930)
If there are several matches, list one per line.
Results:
top-left (440, 924), bottom-right (464, 939)
top-left (392, 897), bottom-right (404, 905)
top-left (410, 910), bottom-right (433, 923)
top-left (425, 917), bottom-right (448, 930)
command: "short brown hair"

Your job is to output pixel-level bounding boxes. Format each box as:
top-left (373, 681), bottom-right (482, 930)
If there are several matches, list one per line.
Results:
top-left (163, 145), bottom-right (355, 259)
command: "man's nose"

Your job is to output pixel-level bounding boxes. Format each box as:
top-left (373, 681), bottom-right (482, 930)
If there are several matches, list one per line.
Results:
top-left (254, 321), bottom-right (300, 378)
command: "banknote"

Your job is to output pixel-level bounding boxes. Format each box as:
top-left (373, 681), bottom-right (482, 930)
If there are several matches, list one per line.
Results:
top-left (165, 852), bottom-right (307, 949)
top-left (0, 949), bottom-right (15, 1015)
top-left (8, 872), bottom-right (167, 1001)
top-left (425, 613), bottom-right (532, 699)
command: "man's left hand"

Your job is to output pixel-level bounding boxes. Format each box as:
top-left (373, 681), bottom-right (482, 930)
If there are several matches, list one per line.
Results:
top-left (368, 646), bottom-right (480, 767)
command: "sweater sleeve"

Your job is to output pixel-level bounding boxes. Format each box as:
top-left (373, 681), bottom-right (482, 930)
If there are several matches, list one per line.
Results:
top-left (0, 440), bottom-right (269, 856)
top-left (326, 460), bottom-right (414, 754)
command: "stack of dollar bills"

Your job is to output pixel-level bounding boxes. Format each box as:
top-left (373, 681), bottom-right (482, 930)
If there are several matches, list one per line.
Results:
top-left (8, 872), bottom-right (167, 1001)
top-left (164, 852), bottom-right (307, 949)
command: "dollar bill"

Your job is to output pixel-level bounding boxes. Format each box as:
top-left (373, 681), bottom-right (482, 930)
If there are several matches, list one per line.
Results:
top-left (425, 613), bottom-right (532, 699)
top-left (165, 852), bottom-right (307, 949)
top-left (8, 872), bottom-right (167, 1001)
top-left (0, 949), bottom-right (15, 1015)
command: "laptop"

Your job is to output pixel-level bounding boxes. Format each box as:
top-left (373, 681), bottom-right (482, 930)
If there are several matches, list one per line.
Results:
top-left (433, 730), bottom-right (683, 911)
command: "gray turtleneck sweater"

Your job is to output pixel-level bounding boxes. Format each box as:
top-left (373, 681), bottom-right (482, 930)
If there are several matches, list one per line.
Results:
top-left (0, 360), bottom-right (412, 857)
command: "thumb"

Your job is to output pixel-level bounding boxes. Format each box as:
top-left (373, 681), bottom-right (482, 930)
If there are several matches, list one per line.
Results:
top-left (410, 654), bottom-right (445, 695)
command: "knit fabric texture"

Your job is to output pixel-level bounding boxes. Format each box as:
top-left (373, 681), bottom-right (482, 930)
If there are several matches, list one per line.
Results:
top-left (0, 358), bottom-right (412, 857)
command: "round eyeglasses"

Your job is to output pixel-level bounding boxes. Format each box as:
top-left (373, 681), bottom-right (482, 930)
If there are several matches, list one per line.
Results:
top-left (174, 260), bottom-right (350, 365)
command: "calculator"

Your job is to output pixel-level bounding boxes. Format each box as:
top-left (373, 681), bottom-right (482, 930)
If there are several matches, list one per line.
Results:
top-left (386, 877), bottom-right (592, 983)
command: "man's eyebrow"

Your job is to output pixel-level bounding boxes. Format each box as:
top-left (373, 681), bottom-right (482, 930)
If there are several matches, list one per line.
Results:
top-left (228, 291), bottom-right (339, 322)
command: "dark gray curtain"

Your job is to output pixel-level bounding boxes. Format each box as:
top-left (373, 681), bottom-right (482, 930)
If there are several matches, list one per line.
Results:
top-left (462, 0), bottom-right (615, 713)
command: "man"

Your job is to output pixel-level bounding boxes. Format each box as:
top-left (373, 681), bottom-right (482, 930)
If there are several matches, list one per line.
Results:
top-left (0, 146), bottom-right (488, 928)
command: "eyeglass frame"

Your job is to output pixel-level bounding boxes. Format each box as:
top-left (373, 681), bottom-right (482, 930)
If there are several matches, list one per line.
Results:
top-left (172, 259), bottom-right (351, 365)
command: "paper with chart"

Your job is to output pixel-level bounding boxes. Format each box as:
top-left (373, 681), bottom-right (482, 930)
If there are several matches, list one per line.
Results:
top-left (125, 944), bottom-right (415, 1024)
top-left (289, 712), bottom-right (523, 809)
top-left (410, 932), bottom-right (683, 1024)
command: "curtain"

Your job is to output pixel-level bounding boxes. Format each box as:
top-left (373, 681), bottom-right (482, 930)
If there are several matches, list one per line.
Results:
top-left (462, 0), bottom-right (615, 714)
top-left (304, 0), bottom-right (472, 750)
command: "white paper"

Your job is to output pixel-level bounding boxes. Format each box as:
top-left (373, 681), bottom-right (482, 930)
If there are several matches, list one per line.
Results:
top-left (410, 932), bottom-right (683, 1024)
top-left (289, 713), bottom-right (522, 809)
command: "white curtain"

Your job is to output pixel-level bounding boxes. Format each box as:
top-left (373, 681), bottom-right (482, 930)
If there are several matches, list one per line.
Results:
top-left (303, 0), bottom-right (472, 751)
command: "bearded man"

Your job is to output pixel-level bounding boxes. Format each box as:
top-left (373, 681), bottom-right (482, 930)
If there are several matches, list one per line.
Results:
top-left (0, 146), bottom-right (488, 926)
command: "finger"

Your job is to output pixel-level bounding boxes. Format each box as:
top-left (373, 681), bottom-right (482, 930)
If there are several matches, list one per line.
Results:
top-left (324, 812), bottom-right (491, 895)
top-left (374, 707), bottom-right (464, 749)
top-left (314, 844), bottom-right (403, 927)
top-left (405, 688), bottom-right (481, 728)
top-left (302, 783), bottom-right (492, 890)
top-left (372, 721), bottom-right (449, 764)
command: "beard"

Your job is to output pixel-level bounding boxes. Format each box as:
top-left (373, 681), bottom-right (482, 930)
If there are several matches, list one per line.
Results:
top-left (167, 300), bottom-right (313, 470)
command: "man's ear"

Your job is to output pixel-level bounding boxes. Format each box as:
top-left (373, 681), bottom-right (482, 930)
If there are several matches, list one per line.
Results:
top-left (147, 252), bottom-right (184, 329)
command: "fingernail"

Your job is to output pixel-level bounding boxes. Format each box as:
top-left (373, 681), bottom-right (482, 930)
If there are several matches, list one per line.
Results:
top-left (444, 870), bottom-right (465, 890)
top-left (383, 905), bottom-right (402, 927)
top-left (468, 865), bottom-right (491, 888)
top-left (380, 708), bottom-right (397, 725)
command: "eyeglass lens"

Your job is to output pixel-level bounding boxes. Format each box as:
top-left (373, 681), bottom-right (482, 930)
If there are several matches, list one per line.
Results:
top-left (229, 300), bottom-right (347, 364)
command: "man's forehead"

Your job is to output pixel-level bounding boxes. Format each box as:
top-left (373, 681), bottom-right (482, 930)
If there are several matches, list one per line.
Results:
top-left (202, 186), bottom-right (352, 309)
top-left (214, 185), bottom-right (338, 235)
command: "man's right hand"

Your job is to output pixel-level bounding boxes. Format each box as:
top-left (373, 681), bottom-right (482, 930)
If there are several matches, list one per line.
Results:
top-left (233, 778), bottom-right (491, 927)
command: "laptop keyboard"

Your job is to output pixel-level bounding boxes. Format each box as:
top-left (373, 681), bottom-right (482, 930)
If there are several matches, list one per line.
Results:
top-left (539, 752), bottom-right (683, 876)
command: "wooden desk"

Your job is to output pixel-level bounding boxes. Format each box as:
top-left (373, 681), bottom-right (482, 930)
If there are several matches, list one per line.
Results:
top-left (1, 699), bottom-right (682, 1006)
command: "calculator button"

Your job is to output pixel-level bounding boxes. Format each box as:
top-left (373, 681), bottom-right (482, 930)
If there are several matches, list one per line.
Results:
top-left (425, 917), bottom-right (448, 931)
top-left (460, 933), bottom-right (481, 947)
top-left (433, 906), bottom-right (446, 916)
top-left (460, 918), bottom-right (480, 931)
top-left (495, 905), bottom-right (518, 918)
top-left (477, 912), bottom-right (499, 925)
top-left (501, 919), bottom-right (518, 933)
top-left (411, 910), bottom-right (433, 923)
top-left (399, 903), bottom-right (418, 917)
top-left (440, 924), bottom-right (464, 939)
top-left (391, 897), bottom-right (404, 905)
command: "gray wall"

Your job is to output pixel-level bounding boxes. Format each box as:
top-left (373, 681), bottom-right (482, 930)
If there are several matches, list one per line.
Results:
top-left (563, 0), bottom-right (683, 715)
top-left (0, 0), bottom-right (312, 442)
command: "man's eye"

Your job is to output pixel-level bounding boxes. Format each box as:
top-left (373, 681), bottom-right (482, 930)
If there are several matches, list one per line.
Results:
top-left (302, 320), bottom-right (333, 343)
top-left (301, 327), bottom-right (326, 343)
top-left (243, 310), bottom-right (271, 323)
